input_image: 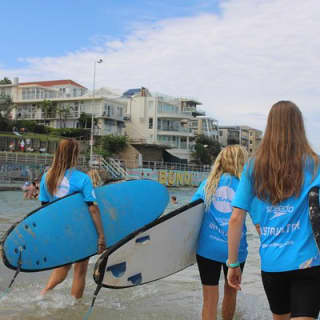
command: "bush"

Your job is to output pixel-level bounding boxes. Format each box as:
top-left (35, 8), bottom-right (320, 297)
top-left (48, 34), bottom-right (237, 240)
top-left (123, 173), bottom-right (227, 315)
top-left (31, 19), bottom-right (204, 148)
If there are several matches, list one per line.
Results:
top-left (9, 120), bottom-right (50, 134)
top-left (95, 135), bottom-right (127, 158)
top-left (0, 115), bottom-right (11, 131)
top-left (50, 128), bottom-right (90, 139)
top-left (192, 134), bottom-right (221, 165)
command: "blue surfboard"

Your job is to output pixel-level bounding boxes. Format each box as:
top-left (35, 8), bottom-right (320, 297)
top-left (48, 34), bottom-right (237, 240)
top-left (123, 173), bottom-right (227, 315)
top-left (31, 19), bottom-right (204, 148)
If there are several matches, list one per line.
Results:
top-left (1, 179), bottom-right (169, 272)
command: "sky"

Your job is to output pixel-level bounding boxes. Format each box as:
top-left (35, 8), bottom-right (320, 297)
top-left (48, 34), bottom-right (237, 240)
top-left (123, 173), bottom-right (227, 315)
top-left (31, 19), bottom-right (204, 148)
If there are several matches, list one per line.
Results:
top-left (1, 0), bottom-right (320, 150)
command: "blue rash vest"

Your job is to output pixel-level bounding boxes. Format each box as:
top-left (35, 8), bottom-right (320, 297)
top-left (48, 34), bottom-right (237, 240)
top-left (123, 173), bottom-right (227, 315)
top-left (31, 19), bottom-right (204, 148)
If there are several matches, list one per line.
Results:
top-left (232, 159), bottom-right (320, 272)
top-left (39, 168), bottom-right (96, 203)
top-left (192, 174), bottom-right (248, 263)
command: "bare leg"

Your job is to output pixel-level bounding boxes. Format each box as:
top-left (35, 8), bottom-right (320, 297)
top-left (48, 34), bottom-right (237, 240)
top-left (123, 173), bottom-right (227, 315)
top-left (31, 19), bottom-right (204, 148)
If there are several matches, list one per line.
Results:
top-left (222, 281), bottom-right (238, 320)
top-left (40, 265), bottom-right (71, 296)
top-left (201, 285), bottom-right (219, 320)
top-left (71, 258), bottom-right (89, 299)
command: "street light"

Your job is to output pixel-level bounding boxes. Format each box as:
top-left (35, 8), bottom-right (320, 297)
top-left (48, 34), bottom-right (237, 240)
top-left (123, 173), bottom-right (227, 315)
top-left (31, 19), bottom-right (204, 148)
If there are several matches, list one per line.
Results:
top-left (89, 58), bottom-right (103, 167)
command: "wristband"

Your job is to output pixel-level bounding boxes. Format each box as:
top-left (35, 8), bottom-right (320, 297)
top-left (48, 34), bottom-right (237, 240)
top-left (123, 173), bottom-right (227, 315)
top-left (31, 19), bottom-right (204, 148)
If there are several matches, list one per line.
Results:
top-left (226, 260), bottom-right (240, 268)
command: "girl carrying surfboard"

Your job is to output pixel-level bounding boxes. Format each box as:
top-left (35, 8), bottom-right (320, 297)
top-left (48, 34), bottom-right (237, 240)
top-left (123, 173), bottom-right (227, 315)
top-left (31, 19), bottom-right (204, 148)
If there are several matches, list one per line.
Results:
top-left (228, 101), bottom-right (320, 320)
top-left (39, 138), bottom-right (106, 299)
top-left (192, 145), bottom-right (248, 320)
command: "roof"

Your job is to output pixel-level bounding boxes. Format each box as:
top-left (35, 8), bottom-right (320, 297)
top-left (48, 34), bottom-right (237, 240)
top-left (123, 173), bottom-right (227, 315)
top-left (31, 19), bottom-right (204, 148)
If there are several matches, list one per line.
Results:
top-left (19, 80), bottom-right (86, 89)
top-left (122, 88), bottom-right (141, 97)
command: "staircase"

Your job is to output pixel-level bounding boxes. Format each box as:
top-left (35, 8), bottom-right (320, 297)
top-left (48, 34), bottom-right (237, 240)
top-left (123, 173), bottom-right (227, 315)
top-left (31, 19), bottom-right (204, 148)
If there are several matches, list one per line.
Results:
top-left (101, 158), bottom-right (130, 179)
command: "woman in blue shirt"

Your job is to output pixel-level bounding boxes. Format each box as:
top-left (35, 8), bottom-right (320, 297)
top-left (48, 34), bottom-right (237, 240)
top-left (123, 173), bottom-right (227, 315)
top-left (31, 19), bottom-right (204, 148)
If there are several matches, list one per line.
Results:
top-left (39, 139), bottom-right (106, 299)
top-left (192, 145), bottom-right (248, 320)
top-left (227, 101), bottom-right (320, 320)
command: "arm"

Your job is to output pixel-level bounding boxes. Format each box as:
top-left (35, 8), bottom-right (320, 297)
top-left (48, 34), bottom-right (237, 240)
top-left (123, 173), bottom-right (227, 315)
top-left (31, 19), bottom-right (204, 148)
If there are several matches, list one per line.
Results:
top-left (88, 203), bottom-right (106, 254)
top-left (227, 207), bottom-right (246, 290)
top-left (82, 174), bottom-right (106, 254)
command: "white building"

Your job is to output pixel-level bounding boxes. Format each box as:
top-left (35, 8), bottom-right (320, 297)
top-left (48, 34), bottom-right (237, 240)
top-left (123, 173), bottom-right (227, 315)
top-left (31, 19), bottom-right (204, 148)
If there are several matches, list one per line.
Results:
top-left (122, 87), bottom-right (205, 161)
top-left (190, 116), bottom-right (219, 140)
top-left (0, 78), bottom-right (125, 136)
top-left (218, 125), bottom-right (262, 155)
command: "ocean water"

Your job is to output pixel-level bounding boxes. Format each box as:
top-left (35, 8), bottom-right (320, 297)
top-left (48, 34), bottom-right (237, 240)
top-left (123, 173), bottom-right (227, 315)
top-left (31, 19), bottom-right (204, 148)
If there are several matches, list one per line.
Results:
top-left (0, 188), bottom-right (271, 320)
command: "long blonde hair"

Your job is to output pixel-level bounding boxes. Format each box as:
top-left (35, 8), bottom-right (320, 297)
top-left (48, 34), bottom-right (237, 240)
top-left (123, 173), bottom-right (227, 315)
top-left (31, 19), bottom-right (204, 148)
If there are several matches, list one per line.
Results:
top-left (253, 101), bottom-right (318, 204)
top-left (46, 139), bottom-right (79, 195)
top-left (204, 145), bottom-right (248, 209)
top-left (87, 169), bottom-right (102, 187)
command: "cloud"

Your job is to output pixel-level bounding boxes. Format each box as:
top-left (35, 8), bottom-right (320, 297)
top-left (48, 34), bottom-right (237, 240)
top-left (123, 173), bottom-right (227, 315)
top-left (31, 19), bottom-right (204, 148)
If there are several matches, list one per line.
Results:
top-left (2, 0), bottom-right (320, 149)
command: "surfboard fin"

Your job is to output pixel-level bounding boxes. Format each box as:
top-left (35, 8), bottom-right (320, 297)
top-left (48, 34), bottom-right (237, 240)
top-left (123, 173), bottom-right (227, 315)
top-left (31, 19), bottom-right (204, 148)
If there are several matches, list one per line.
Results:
top-left (0, 247), bottom-right (23, 300)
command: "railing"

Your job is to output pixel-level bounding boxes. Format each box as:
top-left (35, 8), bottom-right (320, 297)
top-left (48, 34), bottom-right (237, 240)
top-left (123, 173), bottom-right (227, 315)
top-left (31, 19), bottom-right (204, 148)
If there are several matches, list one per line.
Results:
top-left (158, 127), bottom-right (192, 133)
top-left (16, 111), bottom-right (81, 120)
top-left (89, 155), bottom-right (129, 178)
top-left (102, 158), bottom-right (129, 178)
top-left (119, 159), bottom-right (211, 172)
top-left (0, 152), bottom-right (88, 167)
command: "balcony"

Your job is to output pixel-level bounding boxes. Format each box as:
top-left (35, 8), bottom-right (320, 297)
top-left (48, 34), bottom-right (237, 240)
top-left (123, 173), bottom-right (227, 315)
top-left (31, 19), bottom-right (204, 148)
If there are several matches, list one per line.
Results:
top-left (100, 111), bottom-right (124, 122)
top-left (182, 107), bottom-right (206, 117)
top-left (16, 111), bottom-right (81, 120)
top-left (158, 127), bottom-right (192, 133)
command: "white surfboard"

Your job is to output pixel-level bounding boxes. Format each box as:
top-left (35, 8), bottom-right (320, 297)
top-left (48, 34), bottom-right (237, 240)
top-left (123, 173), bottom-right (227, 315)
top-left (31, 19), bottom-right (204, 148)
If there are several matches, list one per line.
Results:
top-left (93, 199), bottom-right (204, 288)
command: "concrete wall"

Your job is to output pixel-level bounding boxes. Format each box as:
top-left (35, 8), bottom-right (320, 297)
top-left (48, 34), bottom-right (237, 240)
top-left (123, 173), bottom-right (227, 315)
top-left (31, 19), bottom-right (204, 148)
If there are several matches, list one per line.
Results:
top-left (127, 168), bottom-right (207, 187)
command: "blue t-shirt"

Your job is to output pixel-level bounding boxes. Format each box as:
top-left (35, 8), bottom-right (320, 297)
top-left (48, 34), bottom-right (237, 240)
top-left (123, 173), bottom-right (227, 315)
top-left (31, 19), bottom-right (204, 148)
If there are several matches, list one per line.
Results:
top-left (192, 174), bottom-right (248, 263)
top-left (39, 168), bottom-right (96, 203)
top-left (232, 160), bottom-right (320, 272)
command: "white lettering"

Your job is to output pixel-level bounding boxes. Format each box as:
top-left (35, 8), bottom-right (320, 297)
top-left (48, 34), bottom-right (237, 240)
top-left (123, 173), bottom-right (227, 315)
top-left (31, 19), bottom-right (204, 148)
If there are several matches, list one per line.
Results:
top-left (261, 220), bottom-right (300, 236)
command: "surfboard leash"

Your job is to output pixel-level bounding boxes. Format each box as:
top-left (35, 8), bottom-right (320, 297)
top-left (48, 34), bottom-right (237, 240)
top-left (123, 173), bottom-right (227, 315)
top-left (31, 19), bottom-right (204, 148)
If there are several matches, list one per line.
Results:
top-left (0, 247), bottom-right (22, 300)
top-left (82, 284), bottom-right (102, 320)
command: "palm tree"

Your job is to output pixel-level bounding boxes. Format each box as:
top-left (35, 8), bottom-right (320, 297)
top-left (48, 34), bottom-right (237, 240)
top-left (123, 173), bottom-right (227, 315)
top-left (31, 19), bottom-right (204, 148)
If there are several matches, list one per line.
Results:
top-left (0, 94), bottom-right (14, 118)
top-left (36, 100), bottom-right (57, 118)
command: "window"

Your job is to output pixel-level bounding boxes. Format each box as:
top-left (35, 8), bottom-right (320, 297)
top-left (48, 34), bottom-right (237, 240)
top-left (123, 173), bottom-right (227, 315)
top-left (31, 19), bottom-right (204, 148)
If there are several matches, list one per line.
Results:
top-left (149, 118), bottom-right (153, 129)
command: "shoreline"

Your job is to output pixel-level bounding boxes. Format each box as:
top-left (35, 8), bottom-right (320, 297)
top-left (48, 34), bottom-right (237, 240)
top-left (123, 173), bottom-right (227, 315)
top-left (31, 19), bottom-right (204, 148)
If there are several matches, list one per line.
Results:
top-left (0, 186), bottom-right (22, 191)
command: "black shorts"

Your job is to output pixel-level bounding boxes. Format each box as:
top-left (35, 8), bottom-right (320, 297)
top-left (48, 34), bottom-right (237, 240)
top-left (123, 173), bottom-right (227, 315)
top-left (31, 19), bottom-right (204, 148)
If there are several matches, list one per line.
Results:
top-left (261, 266), bottom-right (320, 318)
top-left (196, 254), bottom-right (245, 286)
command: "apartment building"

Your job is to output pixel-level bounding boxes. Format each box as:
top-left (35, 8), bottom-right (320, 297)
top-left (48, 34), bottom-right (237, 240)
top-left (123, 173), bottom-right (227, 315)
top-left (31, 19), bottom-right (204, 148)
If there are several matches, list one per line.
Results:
top-left (190, 116), bottom-right (219, 141)
top-left (122, 87), bottom-right (205, 161)
top-left (219, 125), bottom-right (262, 155)
top-left (0, 78), bottom-right (125, 136)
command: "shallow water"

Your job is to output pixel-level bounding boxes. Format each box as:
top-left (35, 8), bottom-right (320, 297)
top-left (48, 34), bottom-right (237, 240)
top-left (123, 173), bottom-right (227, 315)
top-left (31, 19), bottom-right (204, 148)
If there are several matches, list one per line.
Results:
top-left (0, 188), bottom-right (271, 319)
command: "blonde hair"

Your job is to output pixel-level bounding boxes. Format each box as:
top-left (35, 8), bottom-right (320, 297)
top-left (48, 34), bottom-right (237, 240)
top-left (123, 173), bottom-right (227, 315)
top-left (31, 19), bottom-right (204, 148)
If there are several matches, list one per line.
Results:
top-left (46, 139), bottom-right (79, 195)
top-left (204, 145), bottom-right (248, 209)
top-left (87, 169), bottom-right (102, 187)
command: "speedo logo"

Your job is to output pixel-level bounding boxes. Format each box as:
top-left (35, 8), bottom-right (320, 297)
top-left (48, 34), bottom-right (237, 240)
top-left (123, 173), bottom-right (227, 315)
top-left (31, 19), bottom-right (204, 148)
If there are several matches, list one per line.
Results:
top-left (267, 205), bottom-right (294, 220)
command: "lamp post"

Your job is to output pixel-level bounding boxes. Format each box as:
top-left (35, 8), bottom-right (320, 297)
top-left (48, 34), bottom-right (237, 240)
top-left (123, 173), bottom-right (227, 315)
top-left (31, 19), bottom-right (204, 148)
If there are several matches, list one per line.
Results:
top-left (89, 58), bottom-right (103, 167)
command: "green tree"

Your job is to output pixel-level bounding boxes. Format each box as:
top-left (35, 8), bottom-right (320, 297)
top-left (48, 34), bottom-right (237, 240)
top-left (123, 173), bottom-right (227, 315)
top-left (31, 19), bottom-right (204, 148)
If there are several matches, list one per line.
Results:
top-left (36, 100), bottom-right (57, 118)
top-left (0, 77), bottom-right (12, 84)
top-left (0, 94), bottom-right (14, 118)
top-left (192, 134), bottom-right (221, 165)
top-left (95, 135), bottom-right (128, 158)
top-left (78, 112), bottom-right (92, 129)
top-left (0, 114), bottom-right (11, 131)
top-left (56, 104), bottom-right (74, 128)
